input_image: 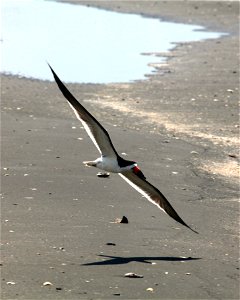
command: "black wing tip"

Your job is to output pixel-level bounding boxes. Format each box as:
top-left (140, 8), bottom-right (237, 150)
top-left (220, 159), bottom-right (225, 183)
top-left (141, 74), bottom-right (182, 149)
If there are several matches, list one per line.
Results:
top-left (174, 214), bottom-right (198, 234)
top-left (179, 220), bottom-right (198, 234)
top-left (47, 64), bottom-right (70, 97)
top-left (47, 61), bottom-right (53, 72)
top-left (187, 225), bottom-right (199, 234)
top-left (174, 220), bottom-right (198, 234)
top-left (47, 63), bottom-right (58, 80)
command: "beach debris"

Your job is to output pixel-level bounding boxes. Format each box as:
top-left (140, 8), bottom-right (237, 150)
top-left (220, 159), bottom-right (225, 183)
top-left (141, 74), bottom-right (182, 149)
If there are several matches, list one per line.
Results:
top-left (56, 287), bottom-right (62, 291)
top-left (113, 293), bottom-right (121, 296)
top-left (185, 272), bottom-right (191, 275)
top-left (43, 281), bottom-right (53, 286)
top-left (53, 246), bottom-right (65, 251)
top-left (190, 151), bottom-right (199, 155)
top-left (146, 287), bottom-right (154, 292)
top-left (106, 242), bottom-right (116, 246)
top-left (228, 154), bottom-right (238, 158)
top-left (115, 216), bottom-right (128, 224)
top-left (124, 272), bottom-right (143, 278)
top-left (97, 172), bottom-right (110, 178)
top-left (6, 281), bottom-right (16, 285)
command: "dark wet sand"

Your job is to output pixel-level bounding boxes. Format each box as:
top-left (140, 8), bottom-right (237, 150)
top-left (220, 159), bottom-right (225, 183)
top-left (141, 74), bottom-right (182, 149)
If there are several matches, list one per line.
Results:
top-left (1, 1), bottom-right (239, 299)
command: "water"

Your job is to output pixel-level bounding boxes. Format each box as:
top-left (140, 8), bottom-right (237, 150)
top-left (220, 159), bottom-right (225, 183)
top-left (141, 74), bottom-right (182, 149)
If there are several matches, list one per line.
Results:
top-left (1, 0), bottom-right (225, 83)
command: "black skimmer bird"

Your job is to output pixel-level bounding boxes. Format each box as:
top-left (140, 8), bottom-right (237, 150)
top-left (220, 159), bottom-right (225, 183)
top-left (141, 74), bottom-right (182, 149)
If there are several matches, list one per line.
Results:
top-left (49, 64), bottom-right (198, 234)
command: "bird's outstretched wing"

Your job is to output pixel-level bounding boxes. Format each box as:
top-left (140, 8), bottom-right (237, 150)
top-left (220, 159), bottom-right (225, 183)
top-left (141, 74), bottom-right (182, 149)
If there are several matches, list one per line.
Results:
top-left (119, 168), bottom-right (198, 233)
top-left (49, 64), bottom-right (118, 158)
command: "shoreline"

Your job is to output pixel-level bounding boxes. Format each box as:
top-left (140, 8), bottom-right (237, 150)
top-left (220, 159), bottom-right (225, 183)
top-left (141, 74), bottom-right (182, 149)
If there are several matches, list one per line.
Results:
top-left (58, 0), bottom-right (238, 34)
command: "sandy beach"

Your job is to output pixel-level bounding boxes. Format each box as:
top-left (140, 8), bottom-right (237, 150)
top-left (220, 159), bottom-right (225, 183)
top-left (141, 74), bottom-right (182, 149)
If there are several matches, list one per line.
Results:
top-left (1, 1), bottom-right (239, 299)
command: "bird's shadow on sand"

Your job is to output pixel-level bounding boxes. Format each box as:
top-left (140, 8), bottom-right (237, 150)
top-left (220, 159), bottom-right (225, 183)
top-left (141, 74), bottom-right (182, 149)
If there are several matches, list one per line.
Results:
top-left (82, 254), bottom-right (201, 266)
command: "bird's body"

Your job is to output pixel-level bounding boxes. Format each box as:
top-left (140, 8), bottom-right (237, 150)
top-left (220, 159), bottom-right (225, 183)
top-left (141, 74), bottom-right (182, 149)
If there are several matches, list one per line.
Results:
top-left (49, 64), bottom-right (198, 234)
top-left (83, 156), bottom-right (135, 173)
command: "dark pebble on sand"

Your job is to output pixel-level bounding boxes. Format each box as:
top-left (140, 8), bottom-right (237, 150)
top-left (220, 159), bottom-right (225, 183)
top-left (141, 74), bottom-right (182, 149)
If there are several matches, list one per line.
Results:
top-left (120, 216), bottom-right (128, 223)
top-left (97, 172), bottom-right (110, 178)
top-left (106, 242), bottom-right (116, 246)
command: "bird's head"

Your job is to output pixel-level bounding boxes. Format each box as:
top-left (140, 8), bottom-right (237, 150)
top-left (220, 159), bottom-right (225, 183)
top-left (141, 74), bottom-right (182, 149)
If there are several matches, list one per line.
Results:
top-left (132, 165), bottom-right (146, 180)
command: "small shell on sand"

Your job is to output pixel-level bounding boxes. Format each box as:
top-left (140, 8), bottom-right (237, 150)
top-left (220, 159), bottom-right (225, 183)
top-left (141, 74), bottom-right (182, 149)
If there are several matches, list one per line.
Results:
top-left (97, 172), bottom-right (110, 178)
top-left (124, 272), bottom-right (143, 278)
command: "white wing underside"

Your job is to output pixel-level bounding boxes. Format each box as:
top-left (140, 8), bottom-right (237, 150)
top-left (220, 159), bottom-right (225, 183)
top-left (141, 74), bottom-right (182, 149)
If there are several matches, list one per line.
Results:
top-left (68, 102), bottom-right (117, 158)
top-left (69, 103), bottom-right (102, 154)
top-left (119, 173), bottom-right (165, 213)
top-left (118, 170), bottom-right (198, 233)
top-left (49, 65), bottom-right (118, 158)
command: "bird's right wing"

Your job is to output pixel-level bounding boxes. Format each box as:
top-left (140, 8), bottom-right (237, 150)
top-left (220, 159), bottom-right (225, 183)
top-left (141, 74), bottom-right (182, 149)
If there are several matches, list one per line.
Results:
top-left (119, 168), bottom-right (198, 233)
top-left (49, 65), bottom-right (118, 158)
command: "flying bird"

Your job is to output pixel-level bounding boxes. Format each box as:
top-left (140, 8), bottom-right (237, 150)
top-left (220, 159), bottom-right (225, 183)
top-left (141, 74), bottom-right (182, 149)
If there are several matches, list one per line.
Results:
top-left (48, 64), bottom-right (198, 234)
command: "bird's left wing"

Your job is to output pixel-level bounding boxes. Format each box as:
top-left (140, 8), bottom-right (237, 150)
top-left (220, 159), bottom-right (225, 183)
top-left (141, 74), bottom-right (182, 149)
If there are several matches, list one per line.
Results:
top-left (119, 168), bottom-right (198, 233)
top-left (49, 64), bottom-right (118, 158)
